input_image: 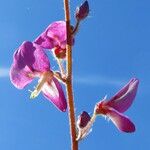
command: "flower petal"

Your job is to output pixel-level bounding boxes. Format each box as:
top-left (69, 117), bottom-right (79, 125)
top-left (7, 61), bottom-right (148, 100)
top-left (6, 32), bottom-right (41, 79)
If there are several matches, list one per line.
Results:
top-left (10, 63), bottom-right (33, 89)
top-left (106, 107), bottom-right (135, 133)
top-left (42, 77), bottom-right (67, 112)
top-left (34, 31), bottom-right (55, 49)
top-left (46, 21), bottom-right (66, 46)
top-left (21, 41), bottom-right (50, 72)
top-left (34, 21), bottom-right (66, 49)
top-left (106, 78), bottom-right (139, 113)
top-left (10, 43), bottom-right (33, 89)
top-left (10, 41), bottom-right (50, 89)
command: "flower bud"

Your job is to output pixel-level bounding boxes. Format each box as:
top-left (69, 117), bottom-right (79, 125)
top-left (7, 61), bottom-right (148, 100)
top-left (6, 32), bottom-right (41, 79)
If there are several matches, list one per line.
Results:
top-left (77, 111), bottom-right (91, 128)
top-left (75, 1), bottom-right (89, 21)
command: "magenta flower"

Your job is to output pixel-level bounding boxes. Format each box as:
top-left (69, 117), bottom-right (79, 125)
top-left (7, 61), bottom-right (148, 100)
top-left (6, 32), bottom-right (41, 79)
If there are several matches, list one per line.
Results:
top-left (95, 78), bottom-right (139, 132)
top-left (10, 41), bottom-right (67, 112)
top-left (34, 21), bottom-right (68, 59)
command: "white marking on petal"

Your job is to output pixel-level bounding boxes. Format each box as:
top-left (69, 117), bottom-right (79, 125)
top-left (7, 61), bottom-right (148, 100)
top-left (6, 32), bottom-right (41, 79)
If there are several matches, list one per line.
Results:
top-left (42, 80), bottom-right (59, 99)
top-left (114, 80), bottom-right (137, 103)
top-left (30, 71), bottom-right (53, 99)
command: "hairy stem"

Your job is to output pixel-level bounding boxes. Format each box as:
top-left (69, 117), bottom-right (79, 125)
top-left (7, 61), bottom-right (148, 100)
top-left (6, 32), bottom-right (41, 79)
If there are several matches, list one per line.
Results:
top-left (76, 113), bottom-right (96, 141)
top-left (72, 20), bottom-right (80, 35)
top-left (53, 72), bottom-right (66, 84)
top-left (63, 0), bottom-right (78, 150)
top-left (56, 58), bottom-right (66, 77)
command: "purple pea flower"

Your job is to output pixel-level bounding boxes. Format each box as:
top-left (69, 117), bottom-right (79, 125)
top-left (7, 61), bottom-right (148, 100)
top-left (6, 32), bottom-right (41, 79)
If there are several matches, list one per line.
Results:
top-left (95, 78), bottom-right (139, 132)
top-left (34, 21), bottom-right (69, 59)
top-left (10, 41), bottom-right (67, 112)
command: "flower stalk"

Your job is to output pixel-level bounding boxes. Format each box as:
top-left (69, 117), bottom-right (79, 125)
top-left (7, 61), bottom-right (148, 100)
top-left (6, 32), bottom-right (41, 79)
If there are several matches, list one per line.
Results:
top-left (63, 0), bottom-right (78, 150)
top-left (56, 58), bottom-right (66, 78)
top-left (76, 112), bottom-right (96, 141)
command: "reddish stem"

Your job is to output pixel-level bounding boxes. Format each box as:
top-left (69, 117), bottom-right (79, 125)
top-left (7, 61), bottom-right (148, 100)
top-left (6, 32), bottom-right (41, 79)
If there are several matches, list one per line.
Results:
top-left (63, 0), bottom-right (78, 150)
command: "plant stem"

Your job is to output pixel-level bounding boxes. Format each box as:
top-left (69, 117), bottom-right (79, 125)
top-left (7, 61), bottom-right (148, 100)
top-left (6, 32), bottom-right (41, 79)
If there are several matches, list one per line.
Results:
top-left (56, 58), bottom-right (66, 77)
top-left (72, 20), bottom-right (80, 35)
top-left (63, 0), bottom-right (78, 150)
top-left (53, 72), bottom-right (66, 83)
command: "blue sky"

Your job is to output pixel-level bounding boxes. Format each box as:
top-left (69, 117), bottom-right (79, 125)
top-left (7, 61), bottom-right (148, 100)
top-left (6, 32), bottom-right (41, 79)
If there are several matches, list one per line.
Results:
top-left (0, 0), bottom-right (150, 149)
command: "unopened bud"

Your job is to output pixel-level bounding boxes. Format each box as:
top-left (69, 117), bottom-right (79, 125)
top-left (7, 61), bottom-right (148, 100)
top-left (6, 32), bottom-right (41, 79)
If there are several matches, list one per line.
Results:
top-left (75, 1), bottom-right (89, 21)
top-left (77, 111), bottom-right (91, 128)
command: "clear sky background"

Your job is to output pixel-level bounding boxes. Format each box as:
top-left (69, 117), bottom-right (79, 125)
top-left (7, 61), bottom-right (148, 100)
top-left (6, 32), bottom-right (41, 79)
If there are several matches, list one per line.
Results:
top-left (0, 0), bottom-right (150, 149)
